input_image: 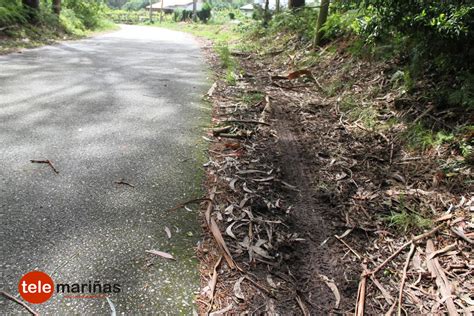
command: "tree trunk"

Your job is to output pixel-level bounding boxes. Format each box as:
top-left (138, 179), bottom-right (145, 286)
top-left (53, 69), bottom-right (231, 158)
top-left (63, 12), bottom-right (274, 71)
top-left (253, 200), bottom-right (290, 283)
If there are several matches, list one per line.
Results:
top-left (22, 0), bottom-right (39, 10)
top-left (263, 0), bottom-right (270, 27)
top-left (22, 0), bottom-right (39, 22)
top-left (275, 0), bottom-right (280, 13)
top-left (289, 0), bottom-right (304, 9)
top-left (160, 0), bottom-right (164, 23)
top-left (192, 0), bottom-right (197, 22)
top-left (314, 0), bottom-right (330, 47)
top-left (53, 0), bottom-right (61, 15)
top-left (149, 0), bottom-right (154, 23)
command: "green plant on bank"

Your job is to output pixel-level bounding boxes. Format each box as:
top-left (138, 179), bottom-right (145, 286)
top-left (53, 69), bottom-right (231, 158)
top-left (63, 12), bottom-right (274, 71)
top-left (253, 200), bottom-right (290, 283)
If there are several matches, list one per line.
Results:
top-left (404, 123), bottom-right (448, 151)
top-left (386, 209), bottom-right (432, 233)
top-left (241, 92), bottom-right (264, 105)
top-left (384, 195), bottom-right (432, 232)
top-left (1, 0), bottom-right (114, 46)
top-left (215, 43), bottom-right (238, 85)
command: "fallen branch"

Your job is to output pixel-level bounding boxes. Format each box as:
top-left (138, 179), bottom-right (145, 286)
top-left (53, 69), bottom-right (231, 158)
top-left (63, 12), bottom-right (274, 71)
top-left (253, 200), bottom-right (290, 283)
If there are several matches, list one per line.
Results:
top-left (211, 126), bottom-right (232, 136)
top-left (335, 234), bottom-right (362, 260)
top-left (1, 291), bottom-right (38, 316)
top-left (355, 262), bottom-right (368, 316)
top-left (367, 224), bottom-right (444, 276)
top-left (397, 243), bottom-right (415, 316)
top-left (30, 159), bottom-right (59, 174)
top-left (223, 119), bottom-right (270, 126)
top-left (426, 239), bottom-right (458, 316)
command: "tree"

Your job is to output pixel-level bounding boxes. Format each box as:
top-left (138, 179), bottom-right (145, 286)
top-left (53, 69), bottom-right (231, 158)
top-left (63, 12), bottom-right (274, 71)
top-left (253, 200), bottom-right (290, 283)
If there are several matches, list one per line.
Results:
top-left (53, 0), bottom-right (61, 15)
top-left (22, 0), bottom-right (39, 21)
top-left (192, 0), bottom-right (197, 22)
top-left (314, 0), bottom-right (329, 47)
top-left (289, 0), bottom-right (304, 9)
top-left (22, 0), bottom-right (39, 10)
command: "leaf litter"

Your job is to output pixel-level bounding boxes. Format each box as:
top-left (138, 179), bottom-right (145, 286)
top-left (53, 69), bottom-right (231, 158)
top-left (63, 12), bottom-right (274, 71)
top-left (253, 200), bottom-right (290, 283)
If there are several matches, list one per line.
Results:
top-left (196, 36), bottom-right (473, 315)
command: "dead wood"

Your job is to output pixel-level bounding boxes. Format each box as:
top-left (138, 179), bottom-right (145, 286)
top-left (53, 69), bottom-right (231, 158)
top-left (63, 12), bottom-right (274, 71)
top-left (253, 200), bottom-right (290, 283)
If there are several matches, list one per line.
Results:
top-left (167, 197), bottom-right (211, 212)
top-left (426, 239), bottom-right (458, 316)
top-left (207, 256), bottom-right (223, 315)
top-left (30, 159), bottom-right (59, 174)
top-left (355, 262), bottom-right (368, 316)
top-left (397, 243), bottom-right (415, 316)
top-left (223, 119), bottom-right (271, 126)
top-left (1, 291), bottom-right (38, 316)
top-left (367, 224), bottom-right (444, 276)
top-left (114, 179), bottom-right (135, 187)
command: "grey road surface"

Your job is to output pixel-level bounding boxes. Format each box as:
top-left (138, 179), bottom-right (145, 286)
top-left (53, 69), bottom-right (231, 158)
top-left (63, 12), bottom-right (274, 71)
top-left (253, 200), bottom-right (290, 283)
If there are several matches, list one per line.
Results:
top-left (0, 25), bottom-right (209, 314)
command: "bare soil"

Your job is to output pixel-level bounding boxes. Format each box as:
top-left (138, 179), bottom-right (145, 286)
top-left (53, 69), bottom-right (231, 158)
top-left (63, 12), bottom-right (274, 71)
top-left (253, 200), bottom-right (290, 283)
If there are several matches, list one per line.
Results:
top-left (196, 37), bottom-right (473, 315)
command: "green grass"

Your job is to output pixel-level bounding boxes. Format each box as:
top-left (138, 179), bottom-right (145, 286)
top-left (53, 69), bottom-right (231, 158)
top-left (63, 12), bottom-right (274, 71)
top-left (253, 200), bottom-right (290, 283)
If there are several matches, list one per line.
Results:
top-left (150, 21), bottom-right (241, 43)
top-left (241, 92), bottom-right (264, 104)
top-left (403, 123), bottom-right (457, 151)
top-left (385, 210), bottom-right (432, 233)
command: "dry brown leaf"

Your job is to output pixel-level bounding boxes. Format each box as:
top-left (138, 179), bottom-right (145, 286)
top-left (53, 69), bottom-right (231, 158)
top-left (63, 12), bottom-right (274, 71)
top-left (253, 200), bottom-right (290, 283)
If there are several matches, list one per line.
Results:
top-left (209, 217), bottom-right (236, 269)
top-left (287, 69), bottom-right (313, 80)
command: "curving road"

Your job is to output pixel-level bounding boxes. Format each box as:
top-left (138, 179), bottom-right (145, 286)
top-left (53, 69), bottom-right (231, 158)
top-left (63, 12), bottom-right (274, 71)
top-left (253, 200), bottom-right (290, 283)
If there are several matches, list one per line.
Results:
top-left (0, 25), bottom-right (209, 314)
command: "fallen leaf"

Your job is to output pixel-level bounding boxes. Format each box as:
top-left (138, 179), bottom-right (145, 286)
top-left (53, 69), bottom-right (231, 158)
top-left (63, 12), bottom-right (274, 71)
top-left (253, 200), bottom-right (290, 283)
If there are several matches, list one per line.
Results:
top-left (233, 277), bottom-right (245, 300)
top-left (287, 69), bottom-right (313, 80)
top-left (164, 227), bottom-right (171, 239)
top-left (319, 274), bottom-right (341, 308)
top-left (226, 222), bottom-right (237, 239)
top-left (146, 250), bottom-right (175, 260)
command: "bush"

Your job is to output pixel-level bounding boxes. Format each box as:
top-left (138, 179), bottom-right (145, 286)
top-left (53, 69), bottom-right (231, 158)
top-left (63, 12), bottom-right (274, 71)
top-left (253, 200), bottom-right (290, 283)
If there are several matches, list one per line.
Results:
top-left (63, 0), bottom-right (107, 29)
top-left (0, 0), bottom-right (27, 27)
top-left (197, 2), bottom-right (212, 23)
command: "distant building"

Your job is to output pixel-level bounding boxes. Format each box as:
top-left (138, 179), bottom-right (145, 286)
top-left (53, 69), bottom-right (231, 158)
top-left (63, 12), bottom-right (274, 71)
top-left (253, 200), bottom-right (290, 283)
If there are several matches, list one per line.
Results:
top-left (240, 0), bottom-right (317, 15)
top-left (146, 0), bottom-right (203, 13)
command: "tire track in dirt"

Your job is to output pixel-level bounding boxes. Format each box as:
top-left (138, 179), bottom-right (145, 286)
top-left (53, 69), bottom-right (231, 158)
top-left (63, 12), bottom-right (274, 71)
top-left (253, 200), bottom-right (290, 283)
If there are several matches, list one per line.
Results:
top-left (272, 103), bottom-right (355, 313)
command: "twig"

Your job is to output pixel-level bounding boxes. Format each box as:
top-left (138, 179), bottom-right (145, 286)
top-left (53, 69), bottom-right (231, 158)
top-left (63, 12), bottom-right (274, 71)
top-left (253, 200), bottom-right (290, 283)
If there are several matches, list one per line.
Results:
top-left (355, 262), bottom-right (368, 316)
top-left (335, 235), bottom-right (362, 260)
top-left (211, 126), bottom-right (232, 136)
top-left (367, 224), bottom-right (444, 276)
top-left (167, 197), bottom-right (211, 212)
top-left (426, 240), bottom-right (458, 316)
top-left (451, 227), bottom-right (473, 244)
top-left (114, 179), bottom-right (135, 187)
top-left (398, 243), bottom-right (415, 316)
top-left (370, 275), bottom-right (394, 305)
top-left (30, 159), bottom-right (59, 174)
top-left (207, 256), bottom-right (223, 316)
top-left (1, 291), bottom-right (38, 316)
top-left (295, 295), bottom-right (310, 316)
top-left (243, 275), bottom-right (275, 298)
top-left (223, 119), bottom-right (271, 126)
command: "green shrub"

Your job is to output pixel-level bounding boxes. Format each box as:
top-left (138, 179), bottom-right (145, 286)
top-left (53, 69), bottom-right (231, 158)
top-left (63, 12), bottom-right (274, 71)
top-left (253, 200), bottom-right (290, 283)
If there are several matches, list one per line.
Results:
top-left (197, 2), bottom-right (212, 23)
top-left (0, 0), bottom-right (27, 27)
top-left (64, 0), bottom-right (107, 29)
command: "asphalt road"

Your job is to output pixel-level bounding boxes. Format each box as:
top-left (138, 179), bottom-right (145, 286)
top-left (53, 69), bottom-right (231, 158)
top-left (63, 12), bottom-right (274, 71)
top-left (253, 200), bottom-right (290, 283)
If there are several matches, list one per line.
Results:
top-left (0, 25), bottom-right (209, 314)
